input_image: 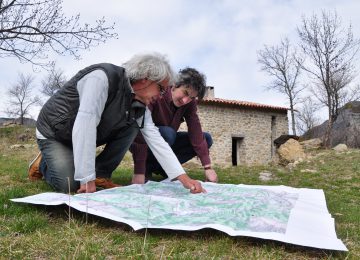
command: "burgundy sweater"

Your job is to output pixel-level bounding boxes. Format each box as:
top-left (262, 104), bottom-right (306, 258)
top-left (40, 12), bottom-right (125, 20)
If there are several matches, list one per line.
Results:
top-left (131, 87), bottom-right (211, 175)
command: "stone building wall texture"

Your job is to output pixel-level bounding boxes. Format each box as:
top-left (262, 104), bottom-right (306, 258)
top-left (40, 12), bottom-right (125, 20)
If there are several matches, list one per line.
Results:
top-left (180, 103), bottom-right (288, 166)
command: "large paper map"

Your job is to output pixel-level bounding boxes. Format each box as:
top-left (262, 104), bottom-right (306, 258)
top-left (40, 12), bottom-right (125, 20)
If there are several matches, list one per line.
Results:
top-left (11, 181), bottom-right (347, 251)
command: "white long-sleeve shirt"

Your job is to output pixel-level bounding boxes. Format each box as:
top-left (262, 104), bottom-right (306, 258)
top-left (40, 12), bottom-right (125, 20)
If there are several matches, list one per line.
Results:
top-left (37, 69), bottom-right (185, 183)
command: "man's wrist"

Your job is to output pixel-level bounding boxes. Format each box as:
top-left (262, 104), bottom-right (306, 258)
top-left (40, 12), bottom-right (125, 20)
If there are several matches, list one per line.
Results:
top-left (176, 173), bottom-right (189, 182)
top-left (204, 166), bottom-right (212, 170)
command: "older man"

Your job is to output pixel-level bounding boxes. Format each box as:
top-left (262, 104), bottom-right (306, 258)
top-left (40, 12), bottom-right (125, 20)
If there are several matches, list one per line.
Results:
top-left (28, 53), bottom-right (205, 194)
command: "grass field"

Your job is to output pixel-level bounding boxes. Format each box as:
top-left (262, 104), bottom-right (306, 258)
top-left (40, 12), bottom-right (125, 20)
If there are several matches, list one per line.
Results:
top-left (0, 126), bottom-right (359, 259)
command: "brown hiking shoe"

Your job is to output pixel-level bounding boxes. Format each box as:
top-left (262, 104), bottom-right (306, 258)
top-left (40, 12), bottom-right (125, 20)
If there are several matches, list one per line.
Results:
top-left (95, 178), bottom-right (121, 189)
top-left (28, 152), bottom-right (43, 181)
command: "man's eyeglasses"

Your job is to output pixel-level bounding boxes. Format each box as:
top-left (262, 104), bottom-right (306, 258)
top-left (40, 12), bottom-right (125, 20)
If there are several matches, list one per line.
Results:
top-left (156, 83), bottom-right (166, 96)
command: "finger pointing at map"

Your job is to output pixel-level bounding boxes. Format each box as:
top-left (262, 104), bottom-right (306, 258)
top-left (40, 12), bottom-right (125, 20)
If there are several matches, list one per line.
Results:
top-left (177, 174), bottom-right (207, 194)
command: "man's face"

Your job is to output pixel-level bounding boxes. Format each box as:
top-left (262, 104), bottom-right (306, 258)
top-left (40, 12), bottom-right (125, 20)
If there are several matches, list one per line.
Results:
top-left (133, 79), bottom-right (169, 105)
top-left (171, 85), bottom-right (198, 107)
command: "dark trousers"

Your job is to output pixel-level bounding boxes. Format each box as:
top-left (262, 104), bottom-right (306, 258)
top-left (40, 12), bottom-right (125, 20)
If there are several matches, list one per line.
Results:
top-left (38, 124), bottom-right (139, 193)
top-left (146, 126), bottom-right (213, 179)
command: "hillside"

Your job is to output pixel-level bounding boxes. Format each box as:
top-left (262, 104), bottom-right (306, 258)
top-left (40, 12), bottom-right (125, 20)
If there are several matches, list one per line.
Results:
top-left (0, 125), bottom-right (359, 259)
top-left (0, 117), bottom-right (36, 127)
top-left (303, 101), bottom-right (360, 148)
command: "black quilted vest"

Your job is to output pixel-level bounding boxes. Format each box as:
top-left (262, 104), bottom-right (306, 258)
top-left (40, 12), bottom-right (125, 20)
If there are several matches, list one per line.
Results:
top-left (37, 63), bottom-right (145, 146)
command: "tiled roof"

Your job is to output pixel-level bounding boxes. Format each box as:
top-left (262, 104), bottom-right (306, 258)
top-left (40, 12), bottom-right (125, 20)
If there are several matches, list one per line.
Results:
top-left (199, 97), bottom-right (288, 111)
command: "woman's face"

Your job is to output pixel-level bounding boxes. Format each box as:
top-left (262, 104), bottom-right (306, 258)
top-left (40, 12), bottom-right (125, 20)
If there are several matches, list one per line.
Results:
top-left (171, 86), bottom-right (198, 107)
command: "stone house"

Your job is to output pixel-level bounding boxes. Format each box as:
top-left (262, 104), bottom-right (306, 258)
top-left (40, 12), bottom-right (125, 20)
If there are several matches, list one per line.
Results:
top-left (180, 87), bottom-right (289, 166)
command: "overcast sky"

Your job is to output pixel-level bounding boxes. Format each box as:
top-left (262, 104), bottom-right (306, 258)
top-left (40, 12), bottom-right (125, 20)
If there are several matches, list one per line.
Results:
top-left (1, 0), bottom-right (359, 120)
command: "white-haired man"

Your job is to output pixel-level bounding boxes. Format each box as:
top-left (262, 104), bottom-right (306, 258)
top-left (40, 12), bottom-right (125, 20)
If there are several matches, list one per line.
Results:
top-left (29, 53), bottom-right (205, 194)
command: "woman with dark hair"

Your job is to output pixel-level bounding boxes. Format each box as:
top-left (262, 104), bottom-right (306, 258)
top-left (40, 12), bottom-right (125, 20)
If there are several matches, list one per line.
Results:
top-left (131, 67), bottom-right (218, 184)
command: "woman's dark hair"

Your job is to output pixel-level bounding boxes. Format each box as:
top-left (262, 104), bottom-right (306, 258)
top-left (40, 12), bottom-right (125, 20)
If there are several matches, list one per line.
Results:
top-left (175, 67), bottom-right (206, 100)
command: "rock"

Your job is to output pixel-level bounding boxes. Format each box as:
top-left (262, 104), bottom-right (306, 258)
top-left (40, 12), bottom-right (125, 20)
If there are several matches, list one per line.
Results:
top-left (96, 145), bottom-right (105, 155)
top-left (300, 169), bottom-right (318, 173)
top-left (295, 157), bottom-right (304, 164)
top-left (302, 101), bottom-right (360, 148)
top-left (259, 171), bottom-right (273, 181)
top-left (333, 143), bottom-right (348, 152)
top-left (300, 138), bottom-right (322, 150)
top-left (10, 144), bottom-right (36, 149)
top-left (17, 133), bottom-right (29, 142)
top-left (23, 144), bottom-right (36, 149)
top-left (10, 144), bottom-right (25, 149)
top-left (286, 162), bottom-right (296, 170)
top-left (277, 139), bottom-right (306, 165)
top-left (2, 123), bottom-right (17, 127)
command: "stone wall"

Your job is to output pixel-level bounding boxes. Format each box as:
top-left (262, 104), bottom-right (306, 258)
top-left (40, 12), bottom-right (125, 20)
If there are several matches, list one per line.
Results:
top-left (180, 104), bottom-right (288, 166)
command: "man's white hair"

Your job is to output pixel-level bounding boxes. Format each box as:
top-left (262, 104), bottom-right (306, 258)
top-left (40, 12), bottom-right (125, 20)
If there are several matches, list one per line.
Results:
top-left (122, 52), bottom-right (176, 85)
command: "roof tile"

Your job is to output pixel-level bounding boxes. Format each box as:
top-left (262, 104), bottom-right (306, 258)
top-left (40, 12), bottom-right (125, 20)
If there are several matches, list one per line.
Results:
top-left (200, 98), bottom-right (288, 111)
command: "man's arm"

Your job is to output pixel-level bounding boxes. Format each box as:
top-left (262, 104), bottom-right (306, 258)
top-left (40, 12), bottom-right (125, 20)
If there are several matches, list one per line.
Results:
top-left (71, 70), bottom-right (109, 193)
top-left (140, 108), bottom-right (206, 193)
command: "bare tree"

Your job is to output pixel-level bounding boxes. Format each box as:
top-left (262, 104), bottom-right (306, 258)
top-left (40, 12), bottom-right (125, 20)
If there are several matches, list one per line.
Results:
top-left (295, 97), bottom-right (320, 135)
top-left (6, 72), bottom-right (41, 124)
top-left (258, 38), bottom-right (304, 135)
top-left (0, 0), bottom-right (117, 67)
top-left (41, 65), bottom-right (67, 97)
top-left (297, 10), bottom-right (360, 146)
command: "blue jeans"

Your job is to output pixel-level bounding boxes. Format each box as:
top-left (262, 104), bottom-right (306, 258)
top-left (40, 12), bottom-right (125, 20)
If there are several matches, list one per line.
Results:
top-left (37, 124), bottom-right (139, 193)
top-left (146, 126), bottom-right (213, 179)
